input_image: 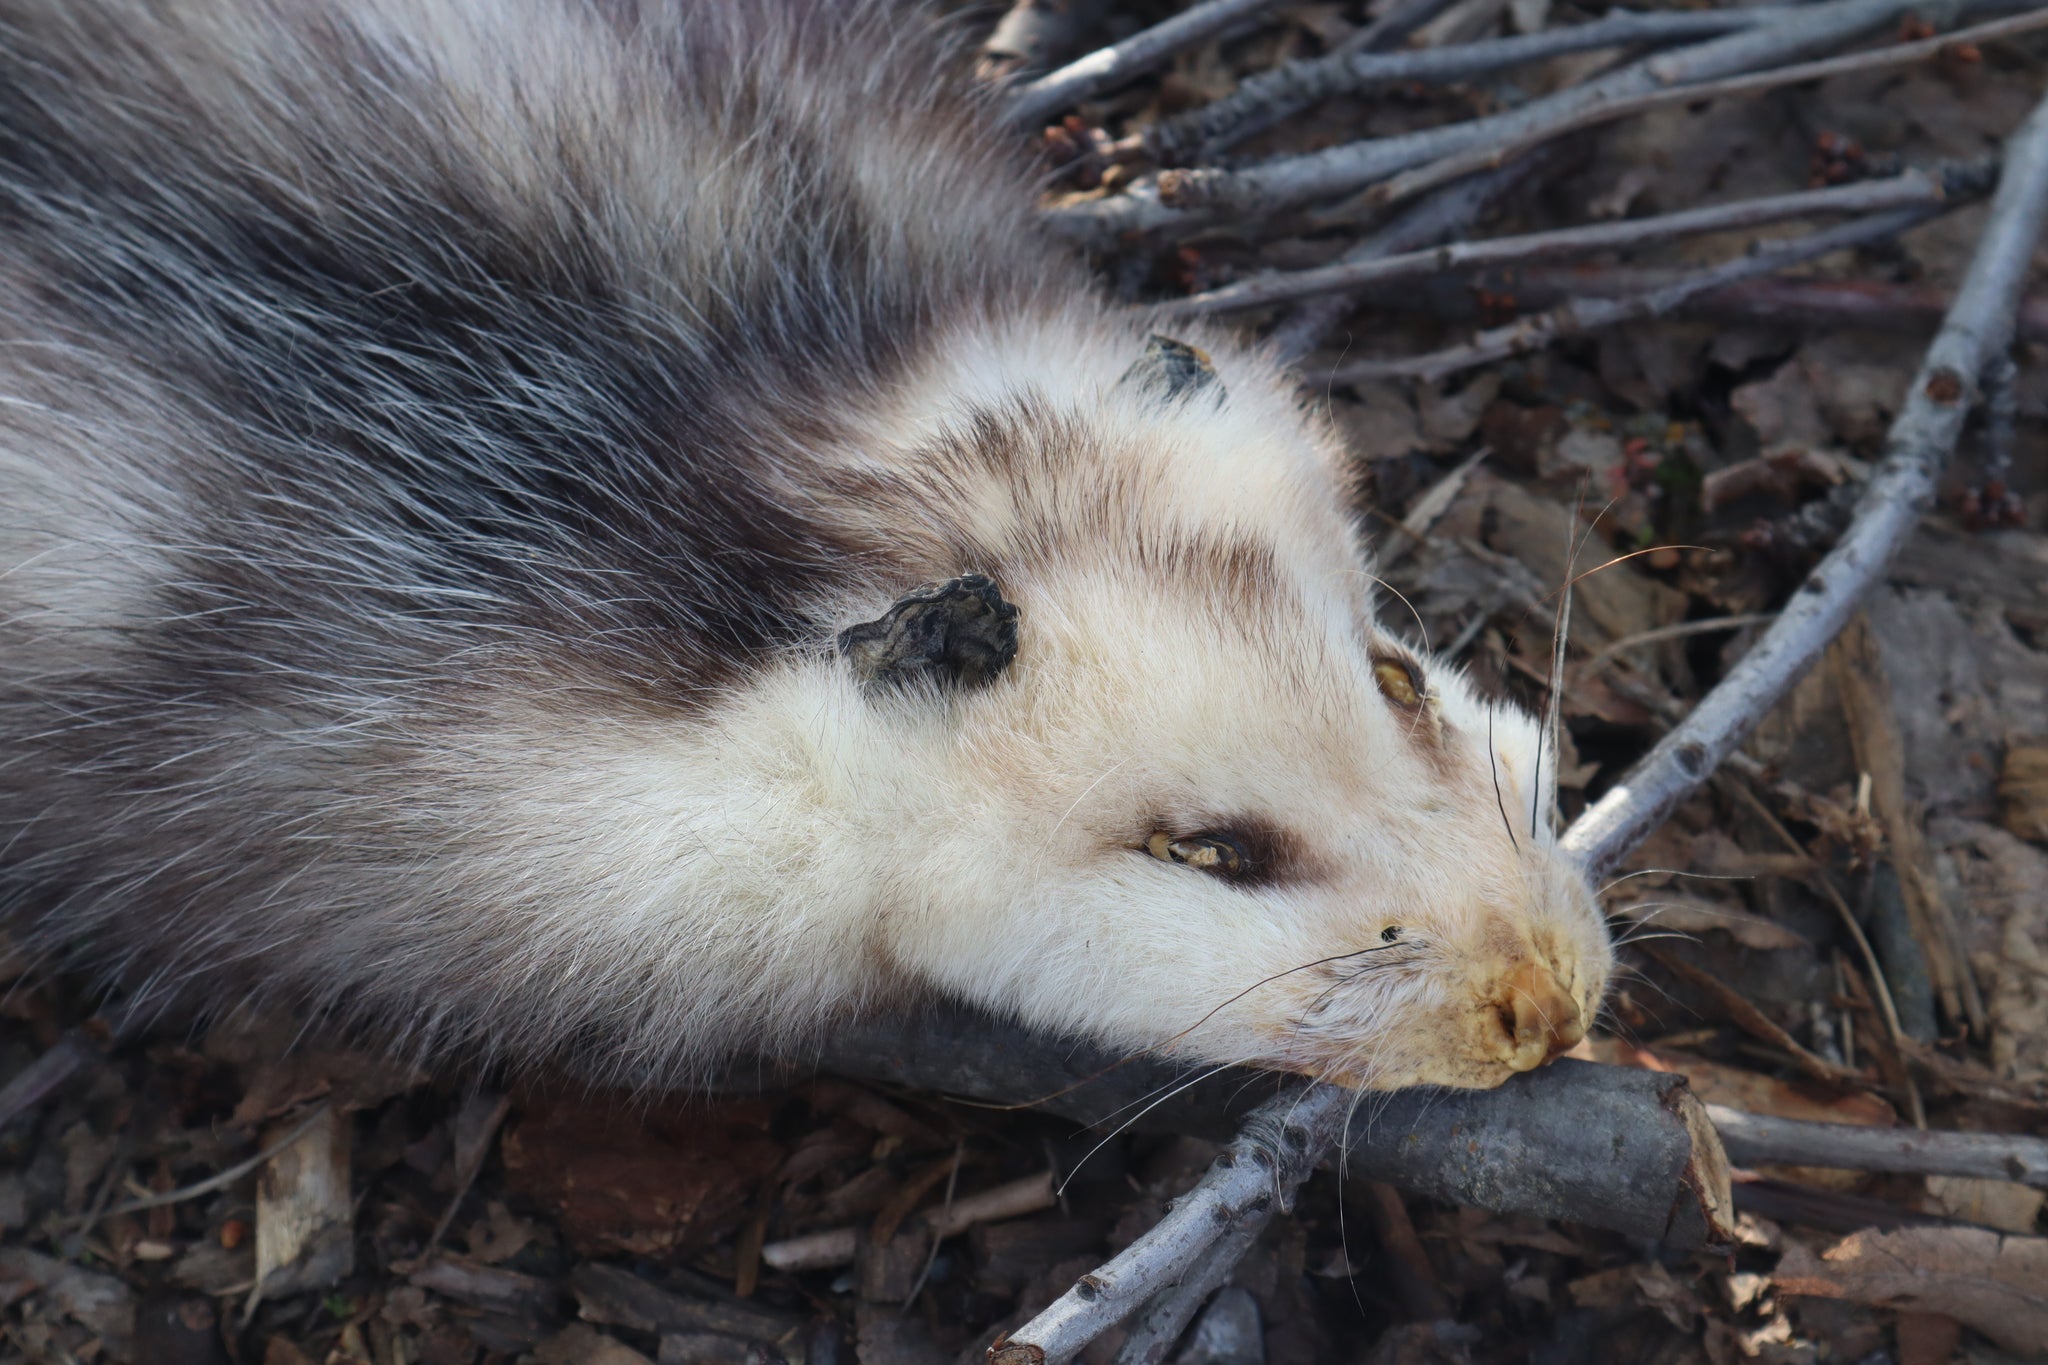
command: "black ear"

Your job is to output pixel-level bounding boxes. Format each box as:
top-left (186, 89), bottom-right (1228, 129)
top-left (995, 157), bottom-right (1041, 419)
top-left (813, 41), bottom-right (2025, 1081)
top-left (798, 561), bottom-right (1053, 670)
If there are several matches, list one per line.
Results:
top-left (838, 574), bottom-right (1020, 691)
top-left (1118, 334), bottom-right (1222, 402)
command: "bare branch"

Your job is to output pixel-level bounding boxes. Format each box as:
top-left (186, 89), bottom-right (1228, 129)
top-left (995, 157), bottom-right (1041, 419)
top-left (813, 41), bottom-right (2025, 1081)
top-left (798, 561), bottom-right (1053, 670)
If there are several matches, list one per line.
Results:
top-left (0, 1028), bottom-right (96, 1133)
top-left (1370, 8), bottom-right (2048, 214)
top-left (1265, 154), bottom-right (1554, 366)
top-left (1264, 163), bottom-right (1542, 365)
top-left (1711, 1107), bottom-right (2048, 1188)
top-left (1043, 0), bottom-right (2017, 242)
top-left (1143, 5), bottom-right (1793, 164)
top-left (1323, 265), bottom-right (2048, 344)
top-left (1170, 166), bottom-right (1957, 316)
top-left (1322, 199), bottom-right (1953, 384)
top-left (1173, 0), bottom-right (1468, 160)
top-left (996, 1086), bottom-right (1345, 1365)
top-left (1561, 86), bottom-right (2048, 878)
top-left (1004, 0), bottom-right (1287, 133)
top-left (1108, 1207), bottom-right (1272, 1364)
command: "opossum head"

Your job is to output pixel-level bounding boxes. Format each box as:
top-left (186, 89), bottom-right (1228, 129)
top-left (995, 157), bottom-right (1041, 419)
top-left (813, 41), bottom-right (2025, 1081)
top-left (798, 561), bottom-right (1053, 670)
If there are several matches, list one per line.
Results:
top-left (822, 324), bottom-right (1613, 1091)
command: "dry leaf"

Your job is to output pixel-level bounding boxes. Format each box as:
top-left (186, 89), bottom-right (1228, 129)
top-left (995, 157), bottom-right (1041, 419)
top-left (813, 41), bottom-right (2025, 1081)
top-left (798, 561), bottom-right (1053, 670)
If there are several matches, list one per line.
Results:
top-left (1935, 819), bottom-right (2048, 1084)
top-left (2000, 741), bottom-right (2048, 843)
top-left (1731, 361), bottom-right (1831, 458)
top-left (531, 1324), bottom-right (653, 1365)
top-left (1581, 1040), bottom-right (1894, 1127)
top-left (502, 1096), bottom-right (782, 1258)
top-left (1925, 1174), bottom-right (2045, 1235)
top-left (1774, 1227), bottom-right (2048, 1356)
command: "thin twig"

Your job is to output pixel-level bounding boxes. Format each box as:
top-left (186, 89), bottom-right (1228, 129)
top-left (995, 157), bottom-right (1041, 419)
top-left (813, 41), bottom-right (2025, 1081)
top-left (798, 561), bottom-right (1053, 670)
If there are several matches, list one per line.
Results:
top-left (1043, 0), bottom-right (2018, 241)
top-left (998, 1085), bottom-right (1344, 1365)
top-left (68, 1104), bottom-right (333, 1228)
top-left (758, 1171), bottom-right (1057, 1273)
top-left (1980, 351), bottom-right (2020, 490)
top-left (1346, 265), bottom-right (2048, 344)
top-left (1109, 1207), bottom-right (1272, 1365)
top-left (1584, 614), bottom-right (1777, 676)
top-left (1005, 0), bottom-right (1288, 132)
top-left (1175, 0), bottom-right (1468, 159)
top-left (1144, 5), bottom-right (1794, 164)
top-left (1265, 156), bottom-right (1552, 365)
top-left (1172, 167), bottom-right (1956, 316)
top-left (1641, 943), bottom-right (1868, 1088)
top-left (1371, 8), bottom-right (2048, 213)
top-left (1561, 86), bottom-right (2048, 877)
top-left (1718, 778), bottom-right (1928, 1130)
top-left (1323, 200), bottom-right (1954, 384)
top-left (0, 1029), bottom-right (97, 1133)
top-left (1711, 1107), bottom-right (2048, 1187)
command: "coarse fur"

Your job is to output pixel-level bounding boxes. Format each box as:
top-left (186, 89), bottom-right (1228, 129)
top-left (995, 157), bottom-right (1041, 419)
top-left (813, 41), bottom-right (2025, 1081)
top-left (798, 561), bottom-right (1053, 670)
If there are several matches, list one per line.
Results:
top-left (0, 0), bottom-right (1610, 1091)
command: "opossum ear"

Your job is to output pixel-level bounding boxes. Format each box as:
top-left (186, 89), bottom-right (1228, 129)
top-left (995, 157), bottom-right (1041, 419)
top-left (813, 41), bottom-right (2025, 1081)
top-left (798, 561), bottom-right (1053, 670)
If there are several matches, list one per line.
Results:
top-left (1119, 334), bottom-right (1222, 402)
top-left (838, 574), bottom-right (1020, 691)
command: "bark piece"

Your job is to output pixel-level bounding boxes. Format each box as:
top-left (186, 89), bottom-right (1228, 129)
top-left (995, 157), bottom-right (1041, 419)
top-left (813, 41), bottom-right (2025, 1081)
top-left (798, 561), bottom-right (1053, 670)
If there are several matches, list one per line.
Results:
top-left (1177, 1287), bottom-right (1263, 1365)
top-left (253, 1107), bottom-right (353, 1301)
top-left (532, 1324), bottom-right (653, 1365)
top-left (503, 1096), bottom-right (781, 1258)
top-left (2000, 741), bottom-right (2048, 843)
top-left (1773, 1226), bottom-right (2048, 1355)
top-left (569, 1264), bottom-right (805, 1356)
top-left (0, 1248), bottom-right (135, 1356)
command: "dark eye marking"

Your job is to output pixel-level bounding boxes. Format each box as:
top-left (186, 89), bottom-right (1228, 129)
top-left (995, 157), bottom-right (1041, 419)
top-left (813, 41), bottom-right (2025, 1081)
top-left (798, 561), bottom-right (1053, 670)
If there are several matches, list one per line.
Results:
top-left (1380, 925), bottom-right (1403, 943)
top-left (1371, 652), bottom-right (1425, 711)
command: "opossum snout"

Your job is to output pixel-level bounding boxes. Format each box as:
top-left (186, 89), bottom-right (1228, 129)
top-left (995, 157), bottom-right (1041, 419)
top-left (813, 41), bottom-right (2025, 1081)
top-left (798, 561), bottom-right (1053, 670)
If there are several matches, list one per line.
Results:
top-left (1488, 959), bottom-right (1585, 1073)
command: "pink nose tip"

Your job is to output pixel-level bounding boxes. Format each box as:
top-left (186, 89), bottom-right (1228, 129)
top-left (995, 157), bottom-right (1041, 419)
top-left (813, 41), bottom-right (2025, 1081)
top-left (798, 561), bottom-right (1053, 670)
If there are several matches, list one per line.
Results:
top-left (1494, 960), bottom-right (1585, 1073)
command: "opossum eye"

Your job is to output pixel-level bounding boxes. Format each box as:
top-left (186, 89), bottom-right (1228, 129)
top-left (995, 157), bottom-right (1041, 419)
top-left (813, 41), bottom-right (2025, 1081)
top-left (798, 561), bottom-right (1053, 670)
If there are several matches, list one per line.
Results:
top-left (1380, 925), bottom-right (1403, 943)
top-left (1372, 655), bottom-right (1424, 711)
top-left (1145, 831), bottom-right (1245, 878)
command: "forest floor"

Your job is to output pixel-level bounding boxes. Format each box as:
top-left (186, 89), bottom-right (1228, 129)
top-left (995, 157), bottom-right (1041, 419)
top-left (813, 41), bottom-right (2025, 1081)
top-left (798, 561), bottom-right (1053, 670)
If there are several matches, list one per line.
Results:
top-left (2, 3), bottom-right (2046, 1364)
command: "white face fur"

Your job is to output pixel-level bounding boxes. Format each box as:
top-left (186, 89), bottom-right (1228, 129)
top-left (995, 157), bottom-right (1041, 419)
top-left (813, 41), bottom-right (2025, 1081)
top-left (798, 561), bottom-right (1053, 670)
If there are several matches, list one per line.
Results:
top-left (724, 316), bottom-right (1616, 1091)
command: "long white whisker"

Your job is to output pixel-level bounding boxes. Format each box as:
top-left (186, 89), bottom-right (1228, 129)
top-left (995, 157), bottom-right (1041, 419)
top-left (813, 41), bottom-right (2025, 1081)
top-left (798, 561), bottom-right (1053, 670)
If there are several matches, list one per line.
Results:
top-left (1060, 1061), bottom-right (1244, 1195)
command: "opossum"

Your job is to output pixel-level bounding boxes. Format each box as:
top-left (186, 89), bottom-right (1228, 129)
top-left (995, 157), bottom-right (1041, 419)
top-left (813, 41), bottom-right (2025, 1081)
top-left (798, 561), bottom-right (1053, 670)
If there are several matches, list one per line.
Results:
top-left (0, 0), bottom-right (1610, 1092)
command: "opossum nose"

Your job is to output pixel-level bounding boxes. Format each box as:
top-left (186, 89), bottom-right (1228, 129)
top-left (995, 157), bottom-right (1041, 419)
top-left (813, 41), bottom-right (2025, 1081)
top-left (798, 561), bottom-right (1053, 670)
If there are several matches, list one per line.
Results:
top-left (1492, 960), bottom-right (1584, 1072)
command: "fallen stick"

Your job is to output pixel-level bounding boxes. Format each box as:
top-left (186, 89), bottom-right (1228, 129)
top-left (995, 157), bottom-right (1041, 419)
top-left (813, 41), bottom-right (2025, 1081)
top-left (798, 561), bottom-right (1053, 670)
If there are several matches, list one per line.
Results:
top-left (1141, 5), bottom-right (1793, 164)
top-left (1044, 0), bottom-right (2015, 240)
top-left (814, 1010), bottom-right (1731, 1364)
top-left (1561, 85), bottom-right (2048, 878)
top-left (1154, 0), bottom-right (1466, 161)
top-left (0, 1028), bottom-right (97, 1134)
top-left (988, 1085), bottom-right (1344, 1365)
top-left (1106, 1193), bottom-right (1272, 1365)
top-left (1370, 8), bottom-right (2048, 214)
top-left (1712, 1107), bottom-right (2048, 1188)
top-left (806, 1006), bottom-right (1734, 1248)
top-left (1004, 0), bottom-right (1286, 133)
top-left (758, 1171), bottom-right (1057, 1272)
top-left (1314, 266), bottom-right (2048, 345)
top-left (1167, 166), bottom-right (1958, 316)
top-left (1322, 199), bottom-right (1952, 384)
top-left (1264, 155), bottom-right (1553, 366)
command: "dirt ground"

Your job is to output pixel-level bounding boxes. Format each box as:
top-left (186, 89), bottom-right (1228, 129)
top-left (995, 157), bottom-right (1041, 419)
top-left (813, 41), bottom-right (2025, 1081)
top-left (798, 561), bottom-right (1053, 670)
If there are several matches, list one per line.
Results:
top-left (2, 3), bottom-right (2046, 1364)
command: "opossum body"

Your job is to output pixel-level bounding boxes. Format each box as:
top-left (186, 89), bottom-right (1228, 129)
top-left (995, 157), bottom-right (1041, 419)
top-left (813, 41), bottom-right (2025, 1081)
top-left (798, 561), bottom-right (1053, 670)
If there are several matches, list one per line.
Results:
top-left (0, 0), bottom-right (1610, 1090)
